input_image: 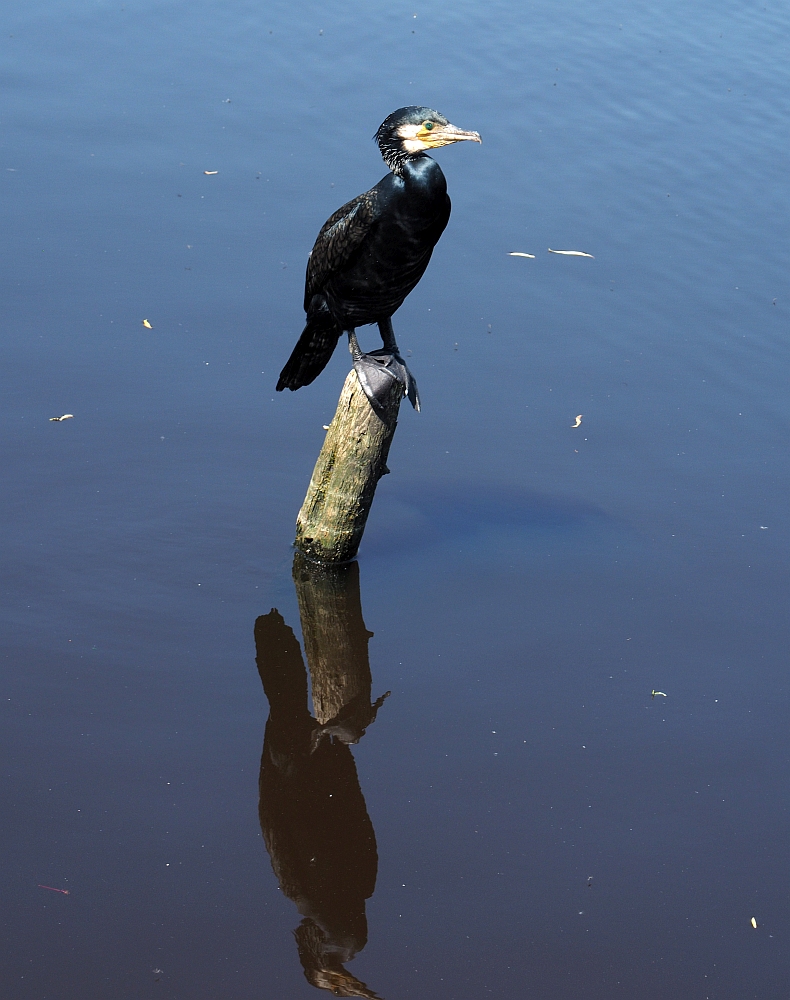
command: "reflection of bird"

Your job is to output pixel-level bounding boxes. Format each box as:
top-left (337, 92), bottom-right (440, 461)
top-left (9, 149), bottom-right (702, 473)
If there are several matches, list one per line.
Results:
top-left (276, 106), bottom-right (480, 416)
top-left (255, 608), bottom-right (385, 999)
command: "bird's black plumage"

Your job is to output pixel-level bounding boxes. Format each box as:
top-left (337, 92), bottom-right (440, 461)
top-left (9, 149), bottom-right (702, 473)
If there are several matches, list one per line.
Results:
top-left (276, 107), bottom-right (480, 409)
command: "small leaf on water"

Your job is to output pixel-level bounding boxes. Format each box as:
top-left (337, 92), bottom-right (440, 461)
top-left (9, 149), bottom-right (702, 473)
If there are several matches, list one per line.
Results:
top-left (548, 248), bottom-right (595, 258)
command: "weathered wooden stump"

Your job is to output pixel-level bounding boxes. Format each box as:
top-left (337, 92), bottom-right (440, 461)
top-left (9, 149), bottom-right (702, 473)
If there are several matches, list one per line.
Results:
top-left (295, 368), bottom-right (403, 564)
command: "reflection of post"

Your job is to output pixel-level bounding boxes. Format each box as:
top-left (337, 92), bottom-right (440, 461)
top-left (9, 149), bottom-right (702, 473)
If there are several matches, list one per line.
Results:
top-left (294, 369), bottom-right (402, 564)
top-left (255, 554), bottom-right (389, 998)
top-left (293, 551), bottom-right (374, 725)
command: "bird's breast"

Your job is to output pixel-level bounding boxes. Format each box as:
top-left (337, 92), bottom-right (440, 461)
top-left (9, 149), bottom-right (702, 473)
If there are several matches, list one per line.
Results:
top-left (321, 159), bottom-right (451, 325)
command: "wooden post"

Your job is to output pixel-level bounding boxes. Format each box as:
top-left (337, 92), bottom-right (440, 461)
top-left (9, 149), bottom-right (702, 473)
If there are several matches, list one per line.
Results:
top-left (295, 369), bottom-right (403, 564)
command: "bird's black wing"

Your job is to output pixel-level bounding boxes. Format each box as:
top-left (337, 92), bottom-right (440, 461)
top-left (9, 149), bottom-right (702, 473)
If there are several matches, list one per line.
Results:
top-left (278, 189), bottom-right (379, 393)
top-left (303, 189), bottom-right (378, 312)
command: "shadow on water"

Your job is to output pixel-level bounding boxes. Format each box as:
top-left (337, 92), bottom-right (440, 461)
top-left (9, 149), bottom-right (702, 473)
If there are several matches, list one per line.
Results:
top-left (363, 484), bottom-right (617, 559)
top-left (254, 553), bottom-right (390, 999)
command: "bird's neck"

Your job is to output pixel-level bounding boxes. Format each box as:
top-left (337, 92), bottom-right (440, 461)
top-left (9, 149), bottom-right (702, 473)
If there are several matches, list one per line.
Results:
top-left (395, 154), bottom-right (446, 198)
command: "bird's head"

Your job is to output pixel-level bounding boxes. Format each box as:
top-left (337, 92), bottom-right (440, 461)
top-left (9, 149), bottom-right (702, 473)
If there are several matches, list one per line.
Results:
top-left (375, 106), bottom-right (481, 175)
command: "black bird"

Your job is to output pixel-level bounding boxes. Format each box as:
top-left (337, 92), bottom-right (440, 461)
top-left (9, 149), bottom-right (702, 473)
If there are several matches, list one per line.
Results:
top-left (276, 106), bottom-right (481, 415)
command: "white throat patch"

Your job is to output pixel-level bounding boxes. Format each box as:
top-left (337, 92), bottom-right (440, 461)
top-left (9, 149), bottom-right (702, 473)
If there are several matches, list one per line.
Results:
top-left (396, 123), bottom-right (427, 153)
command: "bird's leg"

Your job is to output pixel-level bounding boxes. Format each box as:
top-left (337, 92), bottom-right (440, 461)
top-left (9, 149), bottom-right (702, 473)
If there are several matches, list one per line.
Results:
top-left (347, 329), bottom-right (365, 364)
top-left (378, 317), bottom-right (399, 355)
top-left (347, 328), bottom-right (420, 418)
top-left (375, 318), bottom-right (420, 412)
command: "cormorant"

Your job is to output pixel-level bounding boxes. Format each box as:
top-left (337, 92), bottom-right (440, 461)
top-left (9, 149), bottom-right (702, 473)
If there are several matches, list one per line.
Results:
top-left (276, 106), bottom-right (481, 415)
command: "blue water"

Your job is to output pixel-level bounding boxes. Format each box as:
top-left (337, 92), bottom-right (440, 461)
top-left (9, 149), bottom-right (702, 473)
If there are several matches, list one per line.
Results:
top-left (2, 1), bottom-right (789, 997)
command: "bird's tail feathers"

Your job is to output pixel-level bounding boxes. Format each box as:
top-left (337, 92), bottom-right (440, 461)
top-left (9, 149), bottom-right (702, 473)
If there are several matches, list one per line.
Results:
top-left (276, 303), bottom-right (343, 392)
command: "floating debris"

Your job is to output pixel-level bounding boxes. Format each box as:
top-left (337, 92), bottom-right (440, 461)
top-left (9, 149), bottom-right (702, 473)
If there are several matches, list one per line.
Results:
top-left (548, 248), bottom-right (595, 258)
top-left (49, 414), bottom-right (74, 422)
top-left (572, 414), bottom-right (582, 428)
top-left (651, 690), bottom-right (667, 699)
top-left (142, 319), bottom-right (153, 329)
top-left (751, 916), bottom-right (758, 929)
top-left (509, 251), bottom-right (536, 258)
top-left (203, 170), bottom-right (218, 175)
top-left (38, 884), bottom-right (70, 894)
top-left (322, 424), bottom-right (330, 430)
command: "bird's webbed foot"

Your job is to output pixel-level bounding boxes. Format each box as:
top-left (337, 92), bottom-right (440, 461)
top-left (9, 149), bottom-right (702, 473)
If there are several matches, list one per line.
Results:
top-left (358, 349), bottom-right (420, 413)
top-left (348, 331), bottom-right (420, 418)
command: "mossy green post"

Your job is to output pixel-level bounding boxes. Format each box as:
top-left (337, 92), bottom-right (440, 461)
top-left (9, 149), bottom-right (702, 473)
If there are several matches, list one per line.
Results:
top-left (295, 368), bottom-right (403, 563)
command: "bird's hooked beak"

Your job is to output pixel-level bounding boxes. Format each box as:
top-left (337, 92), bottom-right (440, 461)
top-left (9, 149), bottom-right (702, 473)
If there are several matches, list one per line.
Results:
top-left (420, 122), bottom-right (482, 148)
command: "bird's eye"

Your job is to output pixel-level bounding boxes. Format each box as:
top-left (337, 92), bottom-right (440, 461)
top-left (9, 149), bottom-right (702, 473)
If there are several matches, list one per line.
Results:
top-left (423, 121), bottom-right (434, 131)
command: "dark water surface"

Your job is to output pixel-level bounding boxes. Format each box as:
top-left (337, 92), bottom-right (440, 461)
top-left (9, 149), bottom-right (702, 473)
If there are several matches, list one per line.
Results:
top-left (2, 1), bottom-right (789, 997)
